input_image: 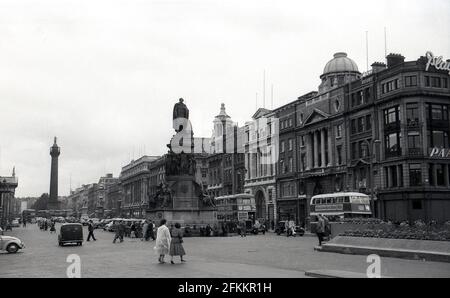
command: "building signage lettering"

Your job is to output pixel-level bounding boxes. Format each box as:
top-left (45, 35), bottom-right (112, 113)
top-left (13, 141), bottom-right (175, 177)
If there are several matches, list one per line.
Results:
top-left (426, 51), bottom-right (450, 75)
top-left (430, 147), bottom-right (450, 158)
top-left (315, 204), bottom-right (343, 212)
top-left (238, 211), bottom-right (249, 221)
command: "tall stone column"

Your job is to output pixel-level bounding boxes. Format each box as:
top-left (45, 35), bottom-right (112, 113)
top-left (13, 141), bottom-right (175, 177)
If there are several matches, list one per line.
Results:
top-left (48, 137), bottom-right (60, 210)
top-left (306, 133), bottom-right (312, 170)
top-left (328, 128), bottom-right (333, 167)
top-left (321, 129), bottom-right (326, 168)
top-left (314, 131), bottom-right (319, 168)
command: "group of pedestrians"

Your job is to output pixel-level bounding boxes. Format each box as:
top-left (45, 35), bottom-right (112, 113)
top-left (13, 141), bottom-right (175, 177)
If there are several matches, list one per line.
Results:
top-left (111, 219), bottom-right (156, 243)
top-left (37, 218), bottom-right (56, 233)
top-left (285, 219), bottom-right (297, 237)
top-left (154, 219), bottom-right (186, 264)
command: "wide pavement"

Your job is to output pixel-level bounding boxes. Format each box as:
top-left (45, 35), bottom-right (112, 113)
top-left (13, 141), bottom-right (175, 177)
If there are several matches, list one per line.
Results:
top-left (1, 224), bottom-right (449, 278)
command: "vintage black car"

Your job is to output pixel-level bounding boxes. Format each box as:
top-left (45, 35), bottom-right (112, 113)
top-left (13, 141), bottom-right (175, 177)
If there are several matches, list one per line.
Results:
top-left (58, 223), bottom-right (83, 246)
top-left (275, 221), bottom-right (305, 236)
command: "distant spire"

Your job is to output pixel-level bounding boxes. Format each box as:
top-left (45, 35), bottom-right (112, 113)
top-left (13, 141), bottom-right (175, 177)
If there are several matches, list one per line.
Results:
top-left (54, 136), bottom-right (57, 145)
top-left (216, 103), bottom-right (230, 118)
top-left (12, 166), bottom-right (15, 177)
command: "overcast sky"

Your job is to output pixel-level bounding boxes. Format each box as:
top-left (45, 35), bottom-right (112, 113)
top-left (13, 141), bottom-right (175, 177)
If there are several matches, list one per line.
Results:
top-left (0, 0), bottom-right (449, 197)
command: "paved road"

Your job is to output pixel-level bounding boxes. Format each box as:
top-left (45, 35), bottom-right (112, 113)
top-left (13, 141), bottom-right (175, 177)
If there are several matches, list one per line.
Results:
top-left (1, 224), bottom-right (449, 278)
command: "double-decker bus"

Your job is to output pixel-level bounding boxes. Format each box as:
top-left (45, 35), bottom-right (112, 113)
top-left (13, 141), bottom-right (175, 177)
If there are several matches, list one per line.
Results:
top-left (215, 194), bottom-right (256, 232)
top-left (22, 209), bottom-right (36, 223)
top-left (310, 192), bottom-right (372, 220)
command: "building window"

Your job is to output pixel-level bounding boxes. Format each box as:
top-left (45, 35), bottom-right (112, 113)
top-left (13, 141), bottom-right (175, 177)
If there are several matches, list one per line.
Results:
top-left (385, 132), bottom-right (402, 156)
top-left (366, 115), bottom-right (372, 131)
top-left (427, 104), bottom-right (449, 121)
top-left (384, 167), bottom-right (389, 188)
top-left (288, 118), bottom-right (293, 127)
top-left (382, 78), bottom-right (400, 94)
top-left (384, 106), bottom-right (400, 125)
top-left (436, 164), bottom-right (445, 186)
top-left (288, 139), bottom-right (293, 151)
top-left (432, 76), bottom-right (442, 88)
top-left (358, 140), bottom-right (366, 158)
top-left (406, 103), bottom-right (419, 124)
top-left (357, 117), bottom-right (365, 133)
top-left (408, 132), bottom-right (421, 149)
top-left (426, 76), bottom-right (446, 88)
top-left (301, 154), bottom-right (306, 171)
top-left (288, 157), bottom-right (293, 172)
top-left (427, 130), bottom-right (449, 148)
top-left (391, 166), bottom-right (398, 187)
top-left (351, 119), bottom-right (357, 135)
top-left (336, 124), bottom-right (342, 138)
top-left (351, 142), bottom-right (358, 160)
top-left (351, 93), bottom-right (357, 107)
top-left (365, 88), bottom-right (371, 103)
top-left (359, 90), bottom-right (364, 105)
top-left (336, 145), bottom-right (343, 165)
top-left (300, 136), bottom-right (305, 147)
top-left (409, 164), bottom-right (422, 186)
top-left (405, 76), bottom-right (417, 87)
top-left (280, 141), bottom-right (285, 153)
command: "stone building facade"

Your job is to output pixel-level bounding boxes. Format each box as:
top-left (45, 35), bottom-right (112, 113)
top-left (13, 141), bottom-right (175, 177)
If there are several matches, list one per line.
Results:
top-left (206, 104), bottom-right (246, 200)
top-left (271, 51), bottom-right (450, 224)
top-left (120, 156), bottom-right (161, 218)
top-left (244, 108), bottom-right (278, 227)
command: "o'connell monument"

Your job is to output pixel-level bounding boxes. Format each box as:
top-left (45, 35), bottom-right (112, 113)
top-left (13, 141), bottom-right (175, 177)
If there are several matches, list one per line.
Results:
top-left (48, 137), bottom-right (60, 210)
top-left (146, 99), bottom-right (216, 225)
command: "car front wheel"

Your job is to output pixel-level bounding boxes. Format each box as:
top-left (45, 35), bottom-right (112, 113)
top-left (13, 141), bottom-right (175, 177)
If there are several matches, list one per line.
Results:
top-left (7, 243), bottom-right (19, 253)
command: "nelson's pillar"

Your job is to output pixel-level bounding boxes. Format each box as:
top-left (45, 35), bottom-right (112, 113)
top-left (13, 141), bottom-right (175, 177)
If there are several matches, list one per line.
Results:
top-left (48, 137), bottom-right (60, 210)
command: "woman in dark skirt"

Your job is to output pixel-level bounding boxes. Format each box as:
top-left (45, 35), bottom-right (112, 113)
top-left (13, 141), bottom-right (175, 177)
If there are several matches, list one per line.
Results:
top-left (169, 223), bottom-right (186, 264)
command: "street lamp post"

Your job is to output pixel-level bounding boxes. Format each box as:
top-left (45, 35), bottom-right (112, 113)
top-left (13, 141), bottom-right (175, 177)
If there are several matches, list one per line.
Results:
top-left (362, 139), bottom-right (381, 218)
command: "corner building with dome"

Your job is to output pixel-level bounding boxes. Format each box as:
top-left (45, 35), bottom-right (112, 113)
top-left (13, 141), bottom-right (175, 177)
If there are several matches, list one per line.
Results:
top-left (271, 51), bottom-right (450, 226)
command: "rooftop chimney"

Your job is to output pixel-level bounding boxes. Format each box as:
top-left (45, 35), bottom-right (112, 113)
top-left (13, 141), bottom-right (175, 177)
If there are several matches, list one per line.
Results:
top-left (371, 62), bottom-right (387, 73)
top-left (386, 53), bottom-right (405, 68)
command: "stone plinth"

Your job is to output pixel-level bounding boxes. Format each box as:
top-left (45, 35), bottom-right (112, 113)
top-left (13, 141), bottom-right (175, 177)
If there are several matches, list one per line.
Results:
top-left (146, 175), bottom-right (217, 225)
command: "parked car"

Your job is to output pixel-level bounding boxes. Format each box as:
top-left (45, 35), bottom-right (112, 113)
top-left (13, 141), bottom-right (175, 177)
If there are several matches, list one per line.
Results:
top-left (275, 221), bottom-right (305, 236)
top-left (99, 219), bottom-right (113, 230)
top-left (105, 221), bottom-right (115, 231)
top-left (0, 234), bottom-right (25, 253)
top-left (251, 224), bottom-right (267, 235)
top-left (58, 223), bottom-right (83, 246)
top-left (11, 219), bottom-right (20, 228)
top-left (80, 217), bottom-right (90, 226)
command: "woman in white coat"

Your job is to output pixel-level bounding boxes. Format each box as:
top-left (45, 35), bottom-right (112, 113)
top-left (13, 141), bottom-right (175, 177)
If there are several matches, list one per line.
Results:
top-left (154, 219), bottom-right (171, 264)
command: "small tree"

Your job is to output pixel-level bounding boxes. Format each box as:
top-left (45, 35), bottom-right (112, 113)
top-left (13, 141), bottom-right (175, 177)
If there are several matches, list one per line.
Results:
top-left (31, 193), bottom-right (49, 210)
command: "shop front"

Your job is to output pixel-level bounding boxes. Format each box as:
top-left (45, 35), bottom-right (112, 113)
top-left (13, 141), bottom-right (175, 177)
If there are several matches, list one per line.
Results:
top-left (276, 198), bottom-right (307, 228)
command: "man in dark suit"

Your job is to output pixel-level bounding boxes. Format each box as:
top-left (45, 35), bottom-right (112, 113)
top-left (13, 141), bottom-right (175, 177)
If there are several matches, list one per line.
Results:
top-left (87, 220), bottom-right (97, 241)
